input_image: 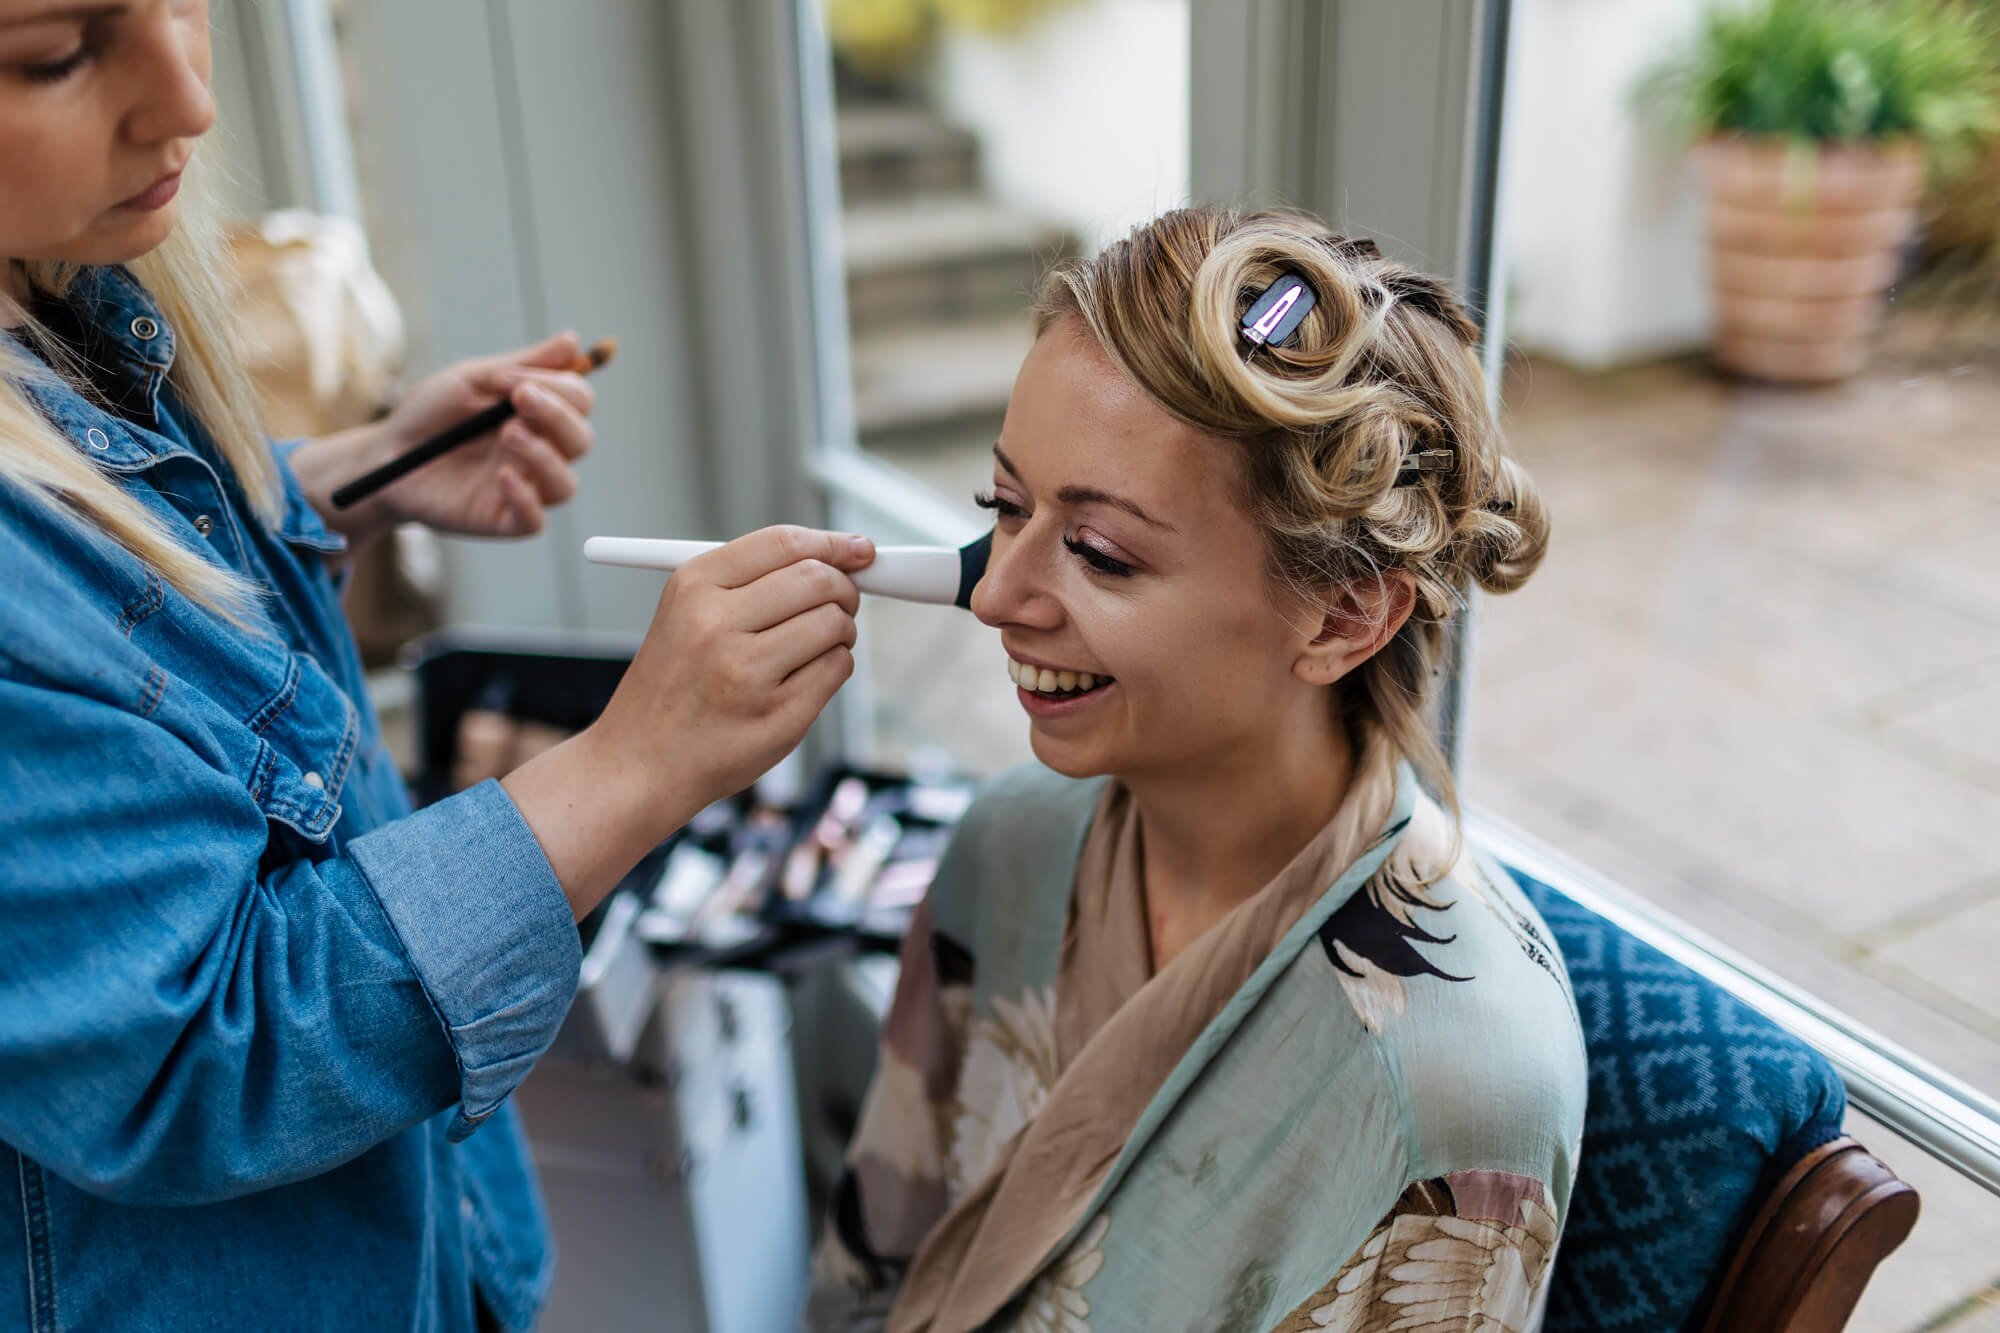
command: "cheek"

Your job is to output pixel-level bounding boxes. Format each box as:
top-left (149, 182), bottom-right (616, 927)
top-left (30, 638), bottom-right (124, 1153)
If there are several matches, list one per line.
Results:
top-left (0, 119), bottom-right (87, 244)
top-left (1079, 579), bottom-right (1291, 707)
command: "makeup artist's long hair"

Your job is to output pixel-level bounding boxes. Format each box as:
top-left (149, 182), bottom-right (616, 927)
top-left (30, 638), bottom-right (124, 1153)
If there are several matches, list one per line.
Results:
top-left (1033, 206), bottom-right (1548, 816)
top-left (1, 158), bottom-right (280, 620)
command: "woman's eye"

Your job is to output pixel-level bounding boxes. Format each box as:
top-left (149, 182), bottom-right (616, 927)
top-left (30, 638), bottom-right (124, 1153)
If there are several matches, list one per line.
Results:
top-left (20, 48), bottom-right (90, 83)
top-left (1062, 535), bottom-right (1135, 578)
top-left (973, 490), bottom-right (1026, 521)
top-left (974, 492), bottom-right (1134, 576)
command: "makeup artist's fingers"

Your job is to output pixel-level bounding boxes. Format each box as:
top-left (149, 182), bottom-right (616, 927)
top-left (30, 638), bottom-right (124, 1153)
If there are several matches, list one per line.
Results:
top-left (490, 367), bottom-right (595, 419)
top-left (756, 600), bottom-right (860, 682)
top-left (774, 642), bottom-right (855, 726)
top-left (497, 466), bottom-right (546, 536)
top-left (508, 380), bottom-right (594, 459)
top-left (733, 558), bottom-right (861, 634)
top-left (476, 330), bottom-right (581, 378)
top-left (501, 423), bottom-right (579, 506)
top-left (697, 525), bottom-right (876, 590)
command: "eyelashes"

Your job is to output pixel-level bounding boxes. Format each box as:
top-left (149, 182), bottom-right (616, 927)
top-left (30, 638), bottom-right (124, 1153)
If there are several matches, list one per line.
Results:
top-left (974, 491), bottom-right (1136, 578)
top-left (1062, 535), bottom-right (1135, 577)
top-left (973, 490), bottom-right (1023, 521)
top-left (20, 48), bottom-right (91, 83)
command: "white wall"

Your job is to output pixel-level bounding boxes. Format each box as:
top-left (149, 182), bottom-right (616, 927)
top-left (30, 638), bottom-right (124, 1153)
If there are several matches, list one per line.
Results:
top-left (1501, 0), bottom-right (1713, 368)
top-left (929, 0), bottom-right (1710, 369)
top-left (339, 1), bottom-right (823, 634)
top-left (206, 0), bottom-right (280, 220)
top-left (929, 0), bottom-right (1190, 251)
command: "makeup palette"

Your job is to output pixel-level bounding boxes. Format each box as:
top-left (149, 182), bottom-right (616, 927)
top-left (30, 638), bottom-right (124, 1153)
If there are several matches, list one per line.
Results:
top-left (634, 768), bottom-right (972, 958)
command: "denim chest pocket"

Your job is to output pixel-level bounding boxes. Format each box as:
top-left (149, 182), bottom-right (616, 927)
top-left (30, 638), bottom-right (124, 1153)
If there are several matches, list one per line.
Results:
top-left (127, 580), bottom-right (358, 845)
top-left (246, 648), bottom-right (359, 843)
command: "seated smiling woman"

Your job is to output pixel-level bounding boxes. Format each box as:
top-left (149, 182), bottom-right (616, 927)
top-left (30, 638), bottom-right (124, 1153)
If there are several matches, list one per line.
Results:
top-left (807, 208), bottom-right (1587, 1333)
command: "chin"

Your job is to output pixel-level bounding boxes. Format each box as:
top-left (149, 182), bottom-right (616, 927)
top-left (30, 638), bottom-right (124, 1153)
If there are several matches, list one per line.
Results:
top-left (60, 206), bottom-right (181, 269)
top-left (115, 206), bottom-right (181, 259)
top-left (1027, 728), bottom-right (1114, 781)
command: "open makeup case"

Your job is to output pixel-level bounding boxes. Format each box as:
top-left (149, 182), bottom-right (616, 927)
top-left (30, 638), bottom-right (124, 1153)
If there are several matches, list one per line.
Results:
top-left (404, 629), bottom-right (968, 1331)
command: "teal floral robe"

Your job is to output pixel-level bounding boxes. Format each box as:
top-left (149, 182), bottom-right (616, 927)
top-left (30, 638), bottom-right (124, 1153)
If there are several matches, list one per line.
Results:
top-left (808, 760), bottom-right (1587, 1332)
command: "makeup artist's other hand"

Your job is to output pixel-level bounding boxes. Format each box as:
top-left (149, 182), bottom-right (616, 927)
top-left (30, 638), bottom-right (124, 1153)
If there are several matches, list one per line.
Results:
top-left (503, 527), bottom-right (876, 919)
top-left (350, 330), bottom-right (596, 542)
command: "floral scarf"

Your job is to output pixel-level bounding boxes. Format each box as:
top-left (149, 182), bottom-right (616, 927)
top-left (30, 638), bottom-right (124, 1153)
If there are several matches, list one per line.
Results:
top-left (877, 738), bottom-right (1405, 1332)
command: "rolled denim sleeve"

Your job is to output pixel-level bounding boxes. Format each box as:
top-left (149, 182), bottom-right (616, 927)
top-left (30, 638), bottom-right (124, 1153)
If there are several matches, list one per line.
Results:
top-left (0, 670), bottom-right (580, 1205)
top-left (267, 436), bottom-right (350, 555)
top-left (346, 780), bottom-right (580, 1140)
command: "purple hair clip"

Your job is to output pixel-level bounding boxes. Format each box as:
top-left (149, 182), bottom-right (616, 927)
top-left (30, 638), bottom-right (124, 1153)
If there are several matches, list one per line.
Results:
top-left (1240, 273), bottom-right (1316, 348)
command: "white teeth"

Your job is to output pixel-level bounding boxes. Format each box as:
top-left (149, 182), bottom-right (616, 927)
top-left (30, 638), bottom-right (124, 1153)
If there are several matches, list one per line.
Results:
top-left (1005, 658), bottom-right (1111, 693)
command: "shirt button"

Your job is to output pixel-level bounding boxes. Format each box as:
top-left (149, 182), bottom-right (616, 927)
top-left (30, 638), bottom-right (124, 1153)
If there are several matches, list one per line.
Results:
top-left (85, 427), bottom-right (110, 451)
top-left (192, 514), bottom-right (215, 537)
top-left (130, 315), bottom-right (160, 340)
top-left (302, 771), bottom-right (325, 790)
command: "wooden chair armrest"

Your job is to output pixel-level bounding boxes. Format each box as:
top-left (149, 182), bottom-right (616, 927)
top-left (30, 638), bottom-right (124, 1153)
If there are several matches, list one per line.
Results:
top-left (1701, 1135), bottom-right (1920, 1333)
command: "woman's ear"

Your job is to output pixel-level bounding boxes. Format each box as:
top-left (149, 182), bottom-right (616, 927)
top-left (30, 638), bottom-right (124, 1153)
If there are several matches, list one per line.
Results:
top-left (1293, 572), bottom-right (1417, 686)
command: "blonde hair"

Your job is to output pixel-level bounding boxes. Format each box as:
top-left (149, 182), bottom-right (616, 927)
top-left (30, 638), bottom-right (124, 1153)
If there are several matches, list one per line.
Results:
top-left (1, 159), bottom-right (281, 620)
top-left (1034, 206), bottom-right (1549, 812)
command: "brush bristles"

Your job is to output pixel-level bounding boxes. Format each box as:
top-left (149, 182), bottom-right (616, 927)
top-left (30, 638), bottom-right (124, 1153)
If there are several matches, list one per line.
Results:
top-left (580, 337), bottom-right (617, 372)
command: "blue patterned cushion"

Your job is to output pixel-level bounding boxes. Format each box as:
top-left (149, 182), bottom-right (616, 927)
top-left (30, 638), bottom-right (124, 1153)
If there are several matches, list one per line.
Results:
top-left (1508, 868), bottom-right (1847, 1333)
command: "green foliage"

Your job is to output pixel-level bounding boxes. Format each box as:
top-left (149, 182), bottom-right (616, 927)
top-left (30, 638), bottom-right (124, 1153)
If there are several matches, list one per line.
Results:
top-left (1642, 0), bottom-right (2000, 161)
top-left (826, 0), bottom-right (1073, 78)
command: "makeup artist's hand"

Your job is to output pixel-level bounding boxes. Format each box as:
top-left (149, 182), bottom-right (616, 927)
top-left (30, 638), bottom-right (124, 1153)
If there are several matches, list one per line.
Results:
top-left (293, 330), bottom-right (596, 552)
top-left (374, 329), bottom-right (598, 537)
top-left (503, 526), bottom-right (876, 919)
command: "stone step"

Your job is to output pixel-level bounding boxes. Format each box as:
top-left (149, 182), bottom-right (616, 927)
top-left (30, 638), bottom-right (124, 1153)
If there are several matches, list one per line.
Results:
top-left (837, 106), bottom-right (981, 203)
top-left (843, 192), bottom-right (1075, 329)
top-left (851, 314), bottom-right (1036, 450)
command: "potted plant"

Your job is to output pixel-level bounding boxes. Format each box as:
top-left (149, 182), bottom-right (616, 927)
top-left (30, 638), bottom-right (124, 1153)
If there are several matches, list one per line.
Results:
top-left (1644, 0), bottom-right (2000, 382)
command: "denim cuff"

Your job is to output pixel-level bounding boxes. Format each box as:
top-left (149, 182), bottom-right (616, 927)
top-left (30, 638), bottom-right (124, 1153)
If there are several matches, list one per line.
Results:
top-left (269, 437), bottom-right (351, 556)
top-left (347, 780), bottom-right (580, 1140)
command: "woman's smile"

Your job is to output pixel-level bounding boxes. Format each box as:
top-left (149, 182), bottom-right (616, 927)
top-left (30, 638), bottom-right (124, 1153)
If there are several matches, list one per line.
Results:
top-left (1006, 649), bottom-right (1117, 719)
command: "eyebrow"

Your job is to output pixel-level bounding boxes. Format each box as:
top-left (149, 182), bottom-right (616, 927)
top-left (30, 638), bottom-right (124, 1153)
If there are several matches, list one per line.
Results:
top-left (0, 4), bottom-right (124, 26)
top-left (993, 444), bottom-right (1179, 533)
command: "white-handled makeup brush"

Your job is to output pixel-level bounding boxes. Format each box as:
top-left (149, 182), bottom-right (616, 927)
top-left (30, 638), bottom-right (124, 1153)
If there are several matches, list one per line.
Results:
top-left (582, 533), bottom-right (993, 609)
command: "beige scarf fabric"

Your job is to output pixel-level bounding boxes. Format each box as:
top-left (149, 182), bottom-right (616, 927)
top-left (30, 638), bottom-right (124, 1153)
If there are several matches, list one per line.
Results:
top-left (887, 737), bottom-right (1403, 1333)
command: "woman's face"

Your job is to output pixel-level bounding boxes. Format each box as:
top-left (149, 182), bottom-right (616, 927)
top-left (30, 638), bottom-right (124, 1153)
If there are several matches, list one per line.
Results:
top-left (0, 0), bottom-right (212, 275)
top-left (973, 316), bottom-right (1334, 782)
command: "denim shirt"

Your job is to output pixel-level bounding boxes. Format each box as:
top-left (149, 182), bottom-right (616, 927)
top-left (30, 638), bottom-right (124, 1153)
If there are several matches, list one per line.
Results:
top-left (0, 267), bottom-right (582, 1332)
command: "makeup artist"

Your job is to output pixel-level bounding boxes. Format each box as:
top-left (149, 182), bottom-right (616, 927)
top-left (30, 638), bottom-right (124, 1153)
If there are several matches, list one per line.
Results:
top-left (0, 3), bottom-right (870, 1329)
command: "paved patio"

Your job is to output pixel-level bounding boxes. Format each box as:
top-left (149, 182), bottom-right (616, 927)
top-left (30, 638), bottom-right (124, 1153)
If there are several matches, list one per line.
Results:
top-left (1468, 329), bottom-right (2000, 1330)
top-left (856, 300), bottom-right (2000, 1329)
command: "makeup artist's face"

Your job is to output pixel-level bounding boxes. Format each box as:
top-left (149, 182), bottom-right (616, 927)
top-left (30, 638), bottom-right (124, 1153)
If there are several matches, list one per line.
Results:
top-left (0, 0), bottom-right (212, 276)
top-left (973, 316), bottom-right (1328, 782)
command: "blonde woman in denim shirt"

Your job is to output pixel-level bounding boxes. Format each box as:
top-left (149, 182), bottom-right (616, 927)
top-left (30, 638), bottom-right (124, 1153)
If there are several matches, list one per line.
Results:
top-left (0, 3), bottom-right (874, 1328)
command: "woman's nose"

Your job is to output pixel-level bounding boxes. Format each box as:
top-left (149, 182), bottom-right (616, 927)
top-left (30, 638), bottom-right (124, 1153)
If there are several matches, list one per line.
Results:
top-left (123, 10), bottom-right (216, 148)
top-left (970, 525), bottom-right (1064, 632)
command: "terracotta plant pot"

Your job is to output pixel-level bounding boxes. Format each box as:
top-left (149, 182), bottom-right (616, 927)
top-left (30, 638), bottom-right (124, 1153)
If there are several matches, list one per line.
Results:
top-left (1700, 136), bottom-right (1924, 383)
